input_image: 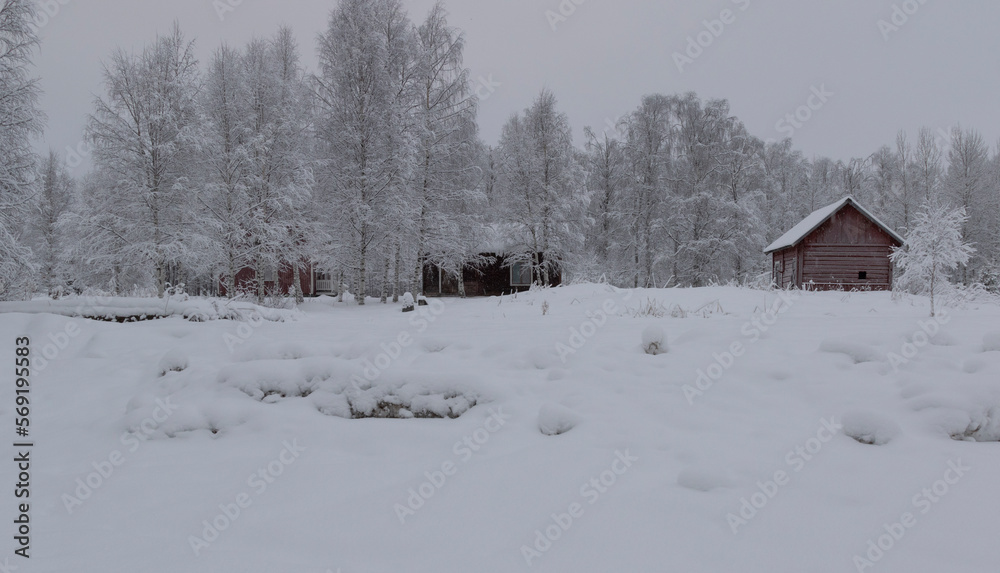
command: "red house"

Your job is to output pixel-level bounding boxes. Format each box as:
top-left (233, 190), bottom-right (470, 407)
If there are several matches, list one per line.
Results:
top-left (764, 197), bottom-right (904, 291)
top-left (220, 264), bottom-right (337, 297)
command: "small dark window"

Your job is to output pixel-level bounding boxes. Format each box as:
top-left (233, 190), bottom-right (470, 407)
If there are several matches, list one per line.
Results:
top-left (858, 271), bottom-right (868, 280)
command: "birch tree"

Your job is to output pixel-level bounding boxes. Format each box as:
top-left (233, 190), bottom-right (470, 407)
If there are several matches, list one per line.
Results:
top-left (316, 0), bottom-right (415, 304)
top-left (0, 0), bottom-right (44, 297)
top-left (86, 23), bottom-right (201, 297)
top-left (891, 202), bottom-right (975, 317)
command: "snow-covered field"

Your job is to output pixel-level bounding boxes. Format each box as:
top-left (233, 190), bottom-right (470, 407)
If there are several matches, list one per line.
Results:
top-left (4, 285), bottom-right (1000, 572)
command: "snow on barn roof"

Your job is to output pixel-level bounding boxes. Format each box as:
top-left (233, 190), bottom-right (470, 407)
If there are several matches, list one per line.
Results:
top-left (763, 196), bottom-right (904, 254)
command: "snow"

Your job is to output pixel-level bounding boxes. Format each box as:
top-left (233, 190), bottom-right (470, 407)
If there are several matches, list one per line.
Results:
top-left (6, 284), bottom-right (1000, 572)
top-left (841, 411), bottom-right (902, 445)
top-left (764, 196), bottom-right (905, 253)
top-left (641, 325), bottom-right (667, 355)
top-left (983, 331), bottom-right (1000, 352)
top-left (537, 403), bottom-right (582, 436)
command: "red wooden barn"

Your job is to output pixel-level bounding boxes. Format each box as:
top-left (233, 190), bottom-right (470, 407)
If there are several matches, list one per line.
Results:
top-left (764, 197), bottom-right (904, 291)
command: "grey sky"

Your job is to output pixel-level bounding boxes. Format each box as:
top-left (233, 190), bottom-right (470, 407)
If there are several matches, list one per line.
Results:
top-left (31, 0), bottom-right (1000, 172)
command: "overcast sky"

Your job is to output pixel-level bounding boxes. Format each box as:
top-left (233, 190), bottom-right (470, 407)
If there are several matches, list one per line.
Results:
top-left (31, 0), bottom-right (1000, 172)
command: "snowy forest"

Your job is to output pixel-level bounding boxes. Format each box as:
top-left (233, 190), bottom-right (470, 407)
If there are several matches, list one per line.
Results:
top-left (3, 0), bottom-right (999, 303)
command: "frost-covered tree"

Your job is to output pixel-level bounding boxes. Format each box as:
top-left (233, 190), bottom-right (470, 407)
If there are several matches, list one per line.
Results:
top-left (63, 170), bottom-right (150, 294)
top-left (944, 128), bottom-right (992, 284)
top-left (25, 151), bottom-right (75, 295)
top-left (410, 2), bottom-right (482, 297)
top-left (315, 0), bottom-right (416, 304)
top-left (0, 0), bottom-right (44, 297)
top-left (891, 202), bottom-right (975, 317)
top-left (86, 23), bottom-right (202, 297)
top-left (199, 43), bottom-right (252, 298)
top-left (582, 126), bottom-right (628, 283)
top-left (495, 90), bottom-right (585, 286)
top-left (199, 29), bottom-right (315, 301)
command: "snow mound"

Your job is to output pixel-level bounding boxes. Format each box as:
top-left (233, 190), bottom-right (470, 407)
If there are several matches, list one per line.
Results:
top-left (157, 349), bottom-right (189, 376)
top-left (947, 407), bottom-right (1000, 442)
top-left (676, 468), bottom-right (733, 492)
top-left (841, 411), bottom-right (901, 445)
top-left (537, 403), bottom-right (581, 436)
top-left (642, 325), bottom-right (667, 355)
top-left (218, 357), bottom-right (482, 419)
top-left (983, 331), bottom-right (1000, 352)
top-left (819, 339), bottom-right (883, 364)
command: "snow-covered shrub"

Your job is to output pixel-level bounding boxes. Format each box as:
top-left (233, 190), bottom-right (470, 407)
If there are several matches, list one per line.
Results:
top-left (949, 407), bottom-right (1000, 442)
top-left (401, 292), bottom-right (415, 312)
top-left (157, 349), bottom-right (190, 376)
top-left (842, 411), bottom-right (901, 445)
top-left (642, 325), bottom-right (667, 355)
top-left (538, 403), bottom-right (581, 436)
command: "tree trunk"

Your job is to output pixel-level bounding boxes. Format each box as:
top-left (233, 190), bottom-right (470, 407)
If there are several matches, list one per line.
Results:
top-left (357, 240), bottom-right (367, 306)
top-left (293, 260), bottom-right (304, 304)
top-left (392, 243), bottom-right (401, 303)
top-left (380, 255), bottom-right (389, 304)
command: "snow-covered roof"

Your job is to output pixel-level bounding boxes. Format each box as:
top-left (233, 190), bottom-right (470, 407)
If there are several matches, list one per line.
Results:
top-left (763, 197), bottom-right (904, 254)
top-left (476, 223), bottom-right (530, 255)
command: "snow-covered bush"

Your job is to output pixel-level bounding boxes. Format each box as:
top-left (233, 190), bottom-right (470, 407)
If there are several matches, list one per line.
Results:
top-left (841, 411), bottom-right (901, 446)
top-left (538, 404), bottom-right (581, 436)
top-left (401, 292), bottom-right (415, 313)
top-left (157, 349), bottom-right (190, 376)
top-left (642, 325), bottom-right (667, 355)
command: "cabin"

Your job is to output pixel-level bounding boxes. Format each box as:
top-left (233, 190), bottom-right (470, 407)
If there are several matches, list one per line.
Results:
top-left (764, 197), bottom-right (904, 291)
top-left (423, 253), bottom-right (561, 297)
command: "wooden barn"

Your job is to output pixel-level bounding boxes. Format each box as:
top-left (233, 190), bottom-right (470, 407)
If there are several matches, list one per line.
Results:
top-left (764, 197), bottom-right (904, 291)
top-left (423, 253), bottom-right (561, 297)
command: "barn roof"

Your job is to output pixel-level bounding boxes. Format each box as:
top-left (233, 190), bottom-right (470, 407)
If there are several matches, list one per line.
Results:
top-left (763, 196), bottom-right (904, 254)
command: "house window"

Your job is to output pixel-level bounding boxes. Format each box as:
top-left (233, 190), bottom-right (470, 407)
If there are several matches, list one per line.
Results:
top-left (263, 268), bottom-right (277, 282)
top-left (511, 262), bottom-right (532, 287)
top-left (858, 271), bottom-right (868, 280)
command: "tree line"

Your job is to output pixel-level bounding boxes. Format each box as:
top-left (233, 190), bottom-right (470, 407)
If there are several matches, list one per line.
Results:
top-left (2, 0), bottom-right (999, 302)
